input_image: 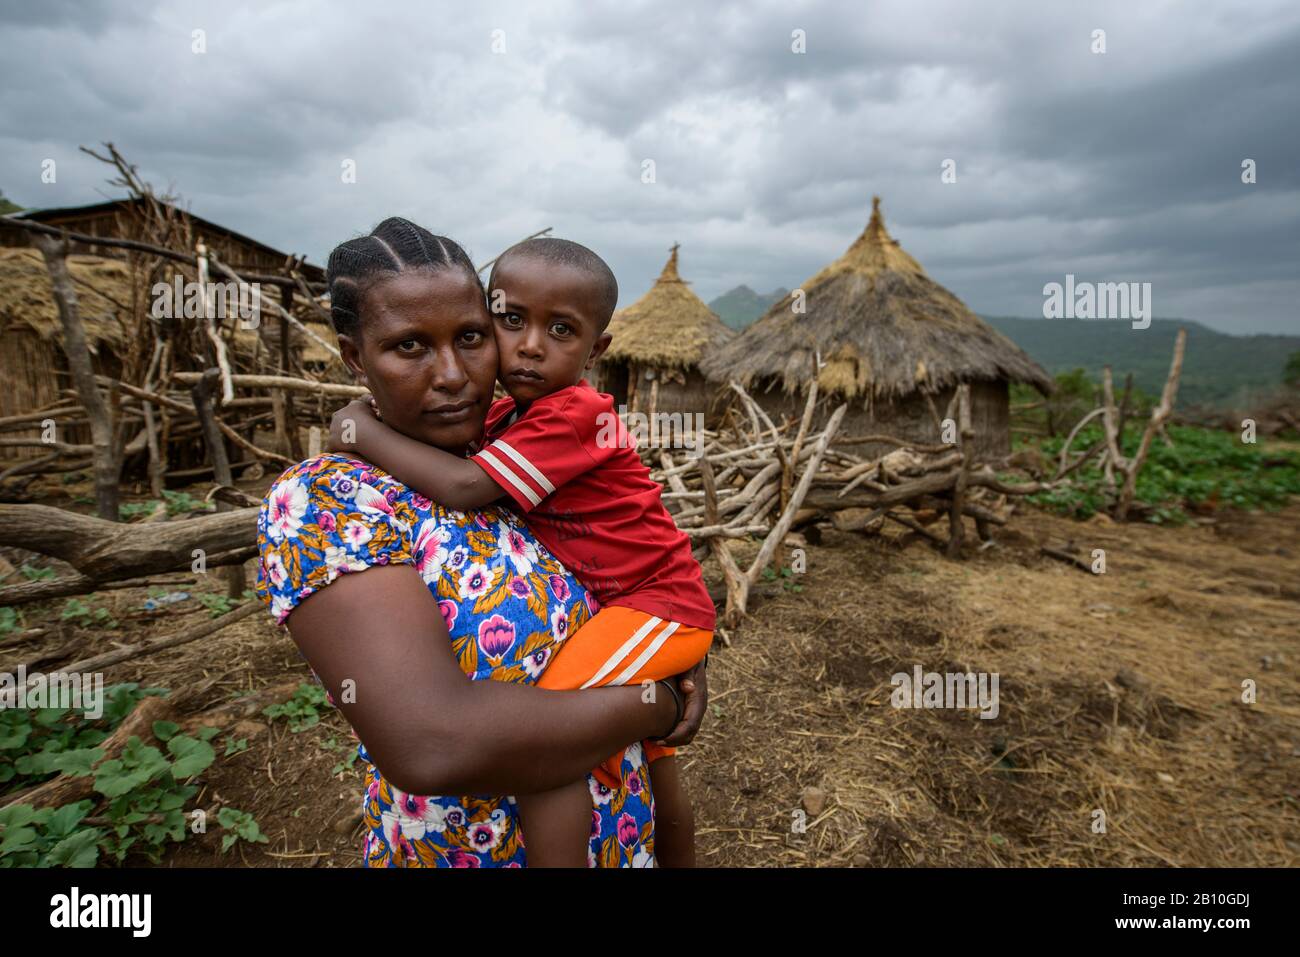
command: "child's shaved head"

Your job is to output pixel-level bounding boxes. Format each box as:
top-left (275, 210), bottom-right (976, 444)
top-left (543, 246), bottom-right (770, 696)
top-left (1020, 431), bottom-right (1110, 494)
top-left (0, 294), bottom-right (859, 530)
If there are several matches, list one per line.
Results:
top-left (489, 237), bottom-right (619, 328)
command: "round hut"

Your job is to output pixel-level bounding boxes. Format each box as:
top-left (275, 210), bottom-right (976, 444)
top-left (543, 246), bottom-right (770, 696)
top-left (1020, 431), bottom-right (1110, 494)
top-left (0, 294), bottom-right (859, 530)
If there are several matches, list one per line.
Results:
top-left (591, 244), bottom-right (735, 426)
top-left (701, 198), bottom-right (1052, 459)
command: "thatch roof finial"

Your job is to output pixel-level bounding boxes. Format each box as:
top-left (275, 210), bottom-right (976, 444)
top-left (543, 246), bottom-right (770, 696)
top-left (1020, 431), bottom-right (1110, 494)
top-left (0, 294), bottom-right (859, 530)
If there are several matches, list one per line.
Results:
top-left (658, 242), bottom-right (682, 283)
top-left (866, 195), bottom-right (885, 239)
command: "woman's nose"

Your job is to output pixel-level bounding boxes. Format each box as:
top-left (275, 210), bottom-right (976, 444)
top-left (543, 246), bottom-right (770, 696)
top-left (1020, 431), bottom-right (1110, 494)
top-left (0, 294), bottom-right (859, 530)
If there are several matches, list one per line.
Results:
top-left (429, 346), bottom-right (469, 392)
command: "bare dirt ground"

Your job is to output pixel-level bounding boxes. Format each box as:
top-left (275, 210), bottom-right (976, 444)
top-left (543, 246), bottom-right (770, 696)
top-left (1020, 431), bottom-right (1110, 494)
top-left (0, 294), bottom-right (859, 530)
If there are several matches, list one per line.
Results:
top-left (4, 485), bottom-right (1298, 867)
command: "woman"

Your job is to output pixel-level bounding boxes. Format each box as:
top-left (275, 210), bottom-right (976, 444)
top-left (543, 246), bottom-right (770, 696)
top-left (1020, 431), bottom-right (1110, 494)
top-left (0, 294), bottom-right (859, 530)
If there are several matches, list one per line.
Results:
top-left (255, 218), bottom-right (706, 867)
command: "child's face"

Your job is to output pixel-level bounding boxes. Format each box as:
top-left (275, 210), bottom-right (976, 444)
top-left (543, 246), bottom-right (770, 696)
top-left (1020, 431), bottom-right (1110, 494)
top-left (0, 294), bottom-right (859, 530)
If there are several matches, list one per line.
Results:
top-left (488, 254), bottom-right (612, 405)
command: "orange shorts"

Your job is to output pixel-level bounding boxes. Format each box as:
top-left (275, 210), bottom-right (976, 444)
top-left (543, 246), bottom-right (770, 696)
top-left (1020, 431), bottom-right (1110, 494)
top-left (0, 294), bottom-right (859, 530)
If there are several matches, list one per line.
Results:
top-left (537, 604), bottom-right (713, 789)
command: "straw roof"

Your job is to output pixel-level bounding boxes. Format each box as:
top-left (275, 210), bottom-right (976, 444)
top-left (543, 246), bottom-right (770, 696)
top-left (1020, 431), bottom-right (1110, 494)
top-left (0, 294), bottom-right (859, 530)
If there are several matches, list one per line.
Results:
top-left (701, 198), bottom-right (1053, 400)
top-left (604, 245), bottom-right (734, 370)
top-left (0, 247), bottom-right (131, 354)
top-left (0, 247), bottom-right (313, 368)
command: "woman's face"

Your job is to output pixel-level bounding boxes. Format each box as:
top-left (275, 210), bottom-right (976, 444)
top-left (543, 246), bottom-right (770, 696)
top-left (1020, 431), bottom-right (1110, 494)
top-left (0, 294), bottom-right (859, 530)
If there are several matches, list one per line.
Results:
top-left (338, 268), bottom-right (497, 453)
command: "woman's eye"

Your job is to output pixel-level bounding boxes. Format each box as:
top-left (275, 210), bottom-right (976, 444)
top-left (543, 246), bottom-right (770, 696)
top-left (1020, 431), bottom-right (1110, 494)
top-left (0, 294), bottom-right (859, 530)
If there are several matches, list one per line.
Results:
top-left (460, 330), bottom-right (485, 346)
top-left (396, 339), bottom-right (421, 353)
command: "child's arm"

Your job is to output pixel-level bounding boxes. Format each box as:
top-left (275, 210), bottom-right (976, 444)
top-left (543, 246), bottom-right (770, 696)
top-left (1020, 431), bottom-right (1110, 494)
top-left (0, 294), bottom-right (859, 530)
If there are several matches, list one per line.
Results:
top-left (327, 399), bottom-right (503, 509)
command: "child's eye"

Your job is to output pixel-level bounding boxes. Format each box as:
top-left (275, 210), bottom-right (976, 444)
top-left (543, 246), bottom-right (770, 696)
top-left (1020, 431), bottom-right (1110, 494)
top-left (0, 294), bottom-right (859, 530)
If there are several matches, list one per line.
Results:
top-left (499, 313), bottom-right (523, 328)
top-left (551, 322), bottom-right (573, 338)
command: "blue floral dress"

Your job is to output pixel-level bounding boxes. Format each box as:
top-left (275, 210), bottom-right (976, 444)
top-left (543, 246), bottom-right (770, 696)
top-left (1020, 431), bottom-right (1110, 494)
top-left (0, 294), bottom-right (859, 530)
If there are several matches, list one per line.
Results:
top-left (254, 454), bottom-right (656, 867)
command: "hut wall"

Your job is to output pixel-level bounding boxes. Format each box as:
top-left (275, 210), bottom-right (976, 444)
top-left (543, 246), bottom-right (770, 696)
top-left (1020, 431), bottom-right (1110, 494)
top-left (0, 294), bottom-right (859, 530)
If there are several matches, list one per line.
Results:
top-left (0, 336), bottom-right (126, 461)
top-left (750, 378), bottom-right (1011, 460)
top-left (0, 331), bottom-right (70, 460)
top-left (628, 364), bottom-right (727, 428)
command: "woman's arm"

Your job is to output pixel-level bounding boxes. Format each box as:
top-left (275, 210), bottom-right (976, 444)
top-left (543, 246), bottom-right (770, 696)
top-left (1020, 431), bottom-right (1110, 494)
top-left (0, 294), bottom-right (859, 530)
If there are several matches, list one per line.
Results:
top-left (286, 562), bottom-right (680, 796)
top-left (328, 400), bottom-right (502, 510)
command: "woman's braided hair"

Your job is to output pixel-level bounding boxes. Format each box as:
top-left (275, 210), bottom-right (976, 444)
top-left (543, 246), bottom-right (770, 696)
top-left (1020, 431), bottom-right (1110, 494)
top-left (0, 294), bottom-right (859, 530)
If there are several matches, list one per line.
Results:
top-left (325, 217), bottom-right (482, 337)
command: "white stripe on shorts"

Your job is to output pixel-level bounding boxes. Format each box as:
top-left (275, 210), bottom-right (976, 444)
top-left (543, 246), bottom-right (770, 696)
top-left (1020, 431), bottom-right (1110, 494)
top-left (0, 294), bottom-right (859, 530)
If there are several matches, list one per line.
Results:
top-left (611, 619), bottom-right (680, 687)
top-left (580, 615), bottom-right (663, 689)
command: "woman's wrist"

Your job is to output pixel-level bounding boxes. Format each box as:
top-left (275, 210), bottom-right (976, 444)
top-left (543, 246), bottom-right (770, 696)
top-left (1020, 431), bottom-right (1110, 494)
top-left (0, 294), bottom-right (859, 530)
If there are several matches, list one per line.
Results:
top-left (654, 679), bottom-right (683, 740)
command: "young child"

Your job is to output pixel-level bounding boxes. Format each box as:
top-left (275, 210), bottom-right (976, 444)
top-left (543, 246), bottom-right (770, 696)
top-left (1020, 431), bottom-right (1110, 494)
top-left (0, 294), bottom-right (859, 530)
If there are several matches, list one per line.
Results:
top-left (328, 237), bottom-right (714, 867)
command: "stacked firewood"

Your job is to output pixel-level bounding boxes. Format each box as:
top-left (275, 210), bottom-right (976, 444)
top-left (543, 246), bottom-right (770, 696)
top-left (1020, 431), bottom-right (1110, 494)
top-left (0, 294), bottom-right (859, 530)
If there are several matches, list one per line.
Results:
top-left (630, 381), bottom-right (1059, 629)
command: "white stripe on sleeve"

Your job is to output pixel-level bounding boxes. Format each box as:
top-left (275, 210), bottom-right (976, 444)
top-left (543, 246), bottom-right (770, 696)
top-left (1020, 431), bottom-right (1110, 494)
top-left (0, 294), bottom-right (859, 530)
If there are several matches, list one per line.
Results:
top-left (492, 440), bottom-right (556, 495)
top-left (476, 449), bottom-right (542, 507)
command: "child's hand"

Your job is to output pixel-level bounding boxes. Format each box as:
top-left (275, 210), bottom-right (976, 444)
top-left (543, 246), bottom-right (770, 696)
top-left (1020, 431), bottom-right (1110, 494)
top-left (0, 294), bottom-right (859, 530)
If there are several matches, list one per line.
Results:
top-left (328, 397), bottom-right (377, 452)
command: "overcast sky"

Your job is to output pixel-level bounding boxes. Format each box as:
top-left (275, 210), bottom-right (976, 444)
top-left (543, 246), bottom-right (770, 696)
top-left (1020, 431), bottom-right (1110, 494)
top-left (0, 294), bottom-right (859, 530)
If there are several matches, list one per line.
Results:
top-left (1, 0), bottom-right (1296, 334)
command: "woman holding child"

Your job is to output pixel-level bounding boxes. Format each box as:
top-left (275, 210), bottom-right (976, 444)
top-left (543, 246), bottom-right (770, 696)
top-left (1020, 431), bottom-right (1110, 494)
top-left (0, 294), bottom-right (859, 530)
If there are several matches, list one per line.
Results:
top-left (254, 218), bottom-right (711, 867)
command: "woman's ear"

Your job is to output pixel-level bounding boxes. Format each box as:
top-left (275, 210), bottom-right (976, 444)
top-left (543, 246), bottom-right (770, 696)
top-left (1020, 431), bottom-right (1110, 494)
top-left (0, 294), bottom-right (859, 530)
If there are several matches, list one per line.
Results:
top-left (338, 334), bottom-right (369, 387)
top-left (584, 332), bottom-right (613, 370)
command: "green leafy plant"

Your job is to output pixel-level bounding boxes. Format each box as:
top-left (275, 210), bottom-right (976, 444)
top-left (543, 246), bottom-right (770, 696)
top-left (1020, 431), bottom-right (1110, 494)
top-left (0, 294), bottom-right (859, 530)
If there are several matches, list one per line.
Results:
top-left (161, 489), bottom-right (214, 516)
top-left (263, 682), bottom-right (330, 733)
top-left (195, 588), bottom-right (255, 619)
top-left (320, 735), bottom-right (359, 775)
top-left (0, 606), bottom-right (21, 638)
top-left (216, 807), bottom-right (268, 852)
top-left (19, 564), bottom-right (55, 582)
top-left (60, 598), bottom-right (117, 629)
top-left (0, 685), bottom-right (266, 867)
top-left (760, 565), bottom-right (804, 593)
top-left (1021, 423), bottom-right (1300, 521)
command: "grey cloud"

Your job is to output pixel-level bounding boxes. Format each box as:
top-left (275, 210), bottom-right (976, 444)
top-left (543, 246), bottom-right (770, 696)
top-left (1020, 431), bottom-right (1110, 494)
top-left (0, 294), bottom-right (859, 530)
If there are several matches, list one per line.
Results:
top-left (0, 0), bottom-right (1295, 334)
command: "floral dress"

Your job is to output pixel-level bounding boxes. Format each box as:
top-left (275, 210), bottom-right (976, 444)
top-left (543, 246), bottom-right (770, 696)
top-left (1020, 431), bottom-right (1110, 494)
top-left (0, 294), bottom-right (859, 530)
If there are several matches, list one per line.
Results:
top-left (254, 453), bottom-right (656, 867)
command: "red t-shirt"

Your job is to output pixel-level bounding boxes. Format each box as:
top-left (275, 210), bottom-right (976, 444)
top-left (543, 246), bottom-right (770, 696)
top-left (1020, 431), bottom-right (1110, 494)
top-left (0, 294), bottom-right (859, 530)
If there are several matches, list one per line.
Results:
top-left (470, 381), bottom-right (716, 631)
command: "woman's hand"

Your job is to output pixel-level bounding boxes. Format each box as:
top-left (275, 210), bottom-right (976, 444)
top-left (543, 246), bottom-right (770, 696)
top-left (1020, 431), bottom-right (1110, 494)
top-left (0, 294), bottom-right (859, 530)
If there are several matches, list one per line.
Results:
top-left (656, 655), bottom-right (708, 747)
top-left (328, 397), bottom-right (376, 452)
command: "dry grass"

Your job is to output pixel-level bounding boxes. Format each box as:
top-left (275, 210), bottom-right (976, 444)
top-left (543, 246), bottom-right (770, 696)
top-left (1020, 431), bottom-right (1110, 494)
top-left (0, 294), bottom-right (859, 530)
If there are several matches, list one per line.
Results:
top-left (686, 503), bottom-right (1300, 867)
top-left (701, 197), bottom-right (1053, 402)
top-left (604, 245), bottom-right (734, 370)
top-left (0, 247), bottom-right (133, 352)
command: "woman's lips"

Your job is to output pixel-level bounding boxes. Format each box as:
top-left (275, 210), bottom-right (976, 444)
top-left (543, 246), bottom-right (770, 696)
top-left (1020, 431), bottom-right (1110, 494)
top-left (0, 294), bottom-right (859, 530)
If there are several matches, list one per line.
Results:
top-left (423, 400), bottom-right (475, 423)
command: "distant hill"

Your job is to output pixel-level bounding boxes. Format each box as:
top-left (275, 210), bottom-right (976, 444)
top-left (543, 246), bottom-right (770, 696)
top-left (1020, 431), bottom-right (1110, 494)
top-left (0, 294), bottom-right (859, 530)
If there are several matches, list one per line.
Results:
top-left (983, 316), bottom-right (1300, 409)
top-left (709, 285), bottom-right (788, 329)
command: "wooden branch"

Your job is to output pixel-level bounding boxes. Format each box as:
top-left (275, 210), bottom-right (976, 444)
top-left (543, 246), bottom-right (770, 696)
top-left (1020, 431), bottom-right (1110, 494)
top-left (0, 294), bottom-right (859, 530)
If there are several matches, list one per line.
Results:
top-left (1100, 366), bottom-right (1124, 489)
top-left (33, 234), bottom-right (120, 521)
top-left (170, 372), bottom-right (365, 398)
top-left (474, 227), bottom-right (553, 274)
top-left (947, 385), bottom-right (973, 558)
top-left (699, 455), bottom-right (748, 629)
top-left (1052, 407), bottom-right (1107, 481)
top-left (1040, 545), bottom-right (1093, 573)
top-left (1116, 329), bottom-right (1186, 521)
top-left (742, 404), bottom-right (847, 591)
top-left (834, 433), bottom-right (951, 453)
top-left (46, 601), bottom-right (262, 682)
top-left (208, 252), bottom-right (341, 362)
top-left (0, 503), bottom-right (257, 582)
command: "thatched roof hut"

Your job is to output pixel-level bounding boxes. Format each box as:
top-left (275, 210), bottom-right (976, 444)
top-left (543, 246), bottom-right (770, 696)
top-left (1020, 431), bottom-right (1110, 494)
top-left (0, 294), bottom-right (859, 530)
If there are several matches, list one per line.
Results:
top-left (0, 248), bottom-right (133, 457)
top-left (701, 198), bottom-right (1051, 457)
top-left (592, 244), bottom-right (734, 424)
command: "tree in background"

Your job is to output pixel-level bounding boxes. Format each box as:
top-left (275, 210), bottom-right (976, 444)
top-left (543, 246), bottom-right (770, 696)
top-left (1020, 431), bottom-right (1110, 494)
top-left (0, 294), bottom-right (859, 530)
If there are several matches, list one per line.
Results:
top-left (0, 189), bottom-right (22, 215)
